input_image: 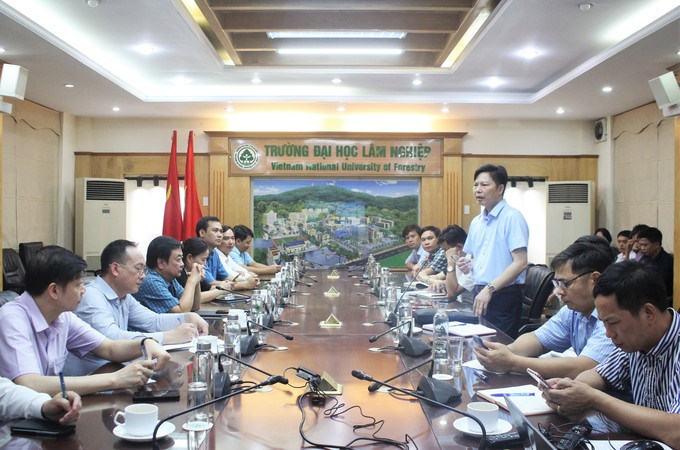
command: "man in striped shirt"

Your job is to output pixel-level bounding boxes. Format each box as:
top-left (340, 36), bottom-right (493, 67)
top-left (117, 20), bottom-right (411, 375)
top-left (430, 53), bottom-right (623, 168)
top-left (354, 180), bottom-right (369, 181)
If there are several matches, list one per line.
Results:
top-left (543, 261), bottom-right (680, 448)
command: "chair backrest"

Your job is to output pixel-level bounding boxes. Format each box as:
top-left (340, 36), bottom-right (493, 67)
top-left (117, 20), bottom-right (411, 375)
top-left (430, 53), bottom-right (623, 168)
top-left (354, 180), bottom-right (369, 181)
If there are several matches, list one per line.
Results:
top-left (19, 241), bottom-right (44, 270)
top-left (2, 248), bottom-right (26, 294)
top-left (521, 263), bottom-right (554, 324)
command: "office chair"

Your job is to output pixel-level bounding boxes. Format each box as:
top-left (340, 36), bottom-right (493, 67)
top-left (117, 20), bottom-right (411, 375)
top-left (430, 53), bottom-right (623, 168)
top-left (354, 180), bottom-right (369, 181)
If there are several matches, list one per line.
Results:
top-left (517, 264), bottom-right (554, 335)
top-left (19, 241), bottom-right (43, 270)
top-left (2, 248), bottom-right (26, 294)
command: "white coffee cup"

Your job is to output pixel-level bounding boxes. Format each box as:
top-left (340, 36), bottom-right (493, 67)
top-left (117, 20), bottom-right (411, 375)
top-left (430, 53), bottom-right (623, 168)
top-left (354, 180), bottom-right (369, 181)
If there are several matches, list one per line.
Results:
top-left (114, 403), bottom-right (158, 436)
top-left (466, 401), bottom-right (499, 433)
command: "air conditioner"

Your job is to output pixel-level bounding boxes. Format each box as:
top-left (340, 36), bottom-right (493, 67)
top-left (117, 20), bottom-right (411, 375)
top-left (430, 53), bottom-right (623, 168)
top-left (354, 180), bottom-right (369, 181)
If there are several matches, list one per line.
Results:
top-left (75, 178), bottom-right (127, 270)
top-left (545, 181), bottom-right (594, 262)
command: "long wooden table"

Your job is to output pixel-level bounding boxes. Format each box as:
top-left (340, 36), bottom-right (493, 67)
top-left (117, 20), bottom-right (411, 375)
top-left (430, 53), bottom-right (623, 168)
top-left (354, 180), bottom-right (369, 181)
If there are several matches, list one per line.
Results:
top-left (1, 269), bottom-right (638, 449)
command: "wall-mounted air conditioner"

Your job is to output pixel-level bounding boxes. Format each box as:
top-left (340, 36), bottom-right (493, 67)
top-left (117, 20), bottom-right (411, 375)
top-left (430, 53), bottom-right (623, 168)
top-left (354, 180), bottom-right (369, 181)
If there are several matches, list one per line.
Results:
top-left (545, 181), bottom-right (594, 262)
top-left (75, 178), bottom-right (127, 270)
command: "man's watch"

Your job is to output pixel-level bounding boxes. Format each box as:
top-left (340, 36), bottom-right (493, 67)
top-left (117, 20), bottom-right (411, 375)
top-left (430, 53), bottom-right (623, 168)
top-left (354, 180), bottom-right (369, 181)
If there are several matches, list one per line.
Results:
top-left (486, 284), bottom-right (496, 294)
top-left (447, 265), bottom-right (455, 273)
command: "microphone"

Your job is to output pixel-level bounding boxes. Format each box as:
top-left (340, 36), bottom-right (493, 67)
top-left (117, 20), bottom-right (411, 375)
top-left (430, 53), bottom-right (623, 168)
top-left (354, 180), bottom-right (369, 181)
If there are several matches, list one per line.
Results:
top-left (215, 286), bottom-right (251, 300)
top-left (241, 319), bottom-right (294, 356)
top-left (367, 357), bottom-right (433, 392)
top-left (351, 370), bottom-right (487, 450)
top-left (218, 352), bottom-right (289, 385)
top-left (385, 259), bottom-right (430, 327)
top-left (368, 320), bottom-right (431, 357)
top-left (368, 320), bottom-right (410, 343)
top-left (300, 273), bottom-right (317, 282)
top-left (151, 375), bottom-right (286, 449)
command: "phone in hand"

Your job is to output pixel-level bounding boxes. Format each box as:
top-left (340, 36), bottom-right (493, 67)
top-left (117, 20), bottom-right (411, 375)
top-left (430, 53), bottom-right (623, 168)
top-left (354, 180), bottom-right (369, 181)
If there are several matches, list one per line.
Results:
top-left (132, 389), bottom-right (180, 402)
top-left (526, 368), bottom-right (552, 390)
top-left (11, 419), bottom-right (75, 437)
top-left (472, 335), bottom-right (488, 349)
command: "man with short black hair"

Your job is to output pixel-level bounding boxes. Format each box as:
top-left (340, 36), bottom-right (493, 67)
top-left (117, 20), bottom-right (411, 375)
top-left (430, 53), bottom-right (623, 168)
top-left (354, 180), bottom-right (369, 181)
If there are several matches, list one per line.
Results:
top-left (544, 261), bottom-right (680, 449)
top-left (411, 226), bottom-right (447, 281)
top-left (196, 216), bottom-right (234, 287)
top-left (428, 225), bottom-right (473, 299)
top-left (402, 224), bottom-right (424, 271)
top-left (0, 246), bottom-right (170, 396)
top-left (614, 229), bottom-right (631, 263)
top-left (231, 224), bottom-right (280, 275)
top-left (637, 227), bottom-right (673, 304)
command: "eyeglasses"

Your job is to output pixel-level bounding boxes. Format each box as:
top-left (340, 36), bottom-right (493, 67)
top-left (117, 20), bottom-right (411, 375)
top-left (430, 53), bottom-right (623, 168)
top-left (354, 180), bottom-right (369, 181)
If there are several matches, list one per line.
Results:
top-left (551, 271), bottom-right (594, 290)
top-left (116, 263), bottom-right (149, 277)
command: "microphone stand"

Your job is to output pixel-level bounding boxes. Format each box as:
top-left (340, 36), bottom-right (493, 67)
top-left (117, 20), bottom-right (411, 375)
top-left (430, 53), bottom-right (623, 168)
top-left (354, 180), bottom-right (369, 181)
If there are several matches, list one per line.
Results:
top-left (218, 352), bottom-right (290, 385)
top-left (151, 375), bottom-right (286, 449)
top-left (241, 319), bottom-right (294, 356)
top-left (386, 260), bottom-right (429, 327)
top-left (215, 286), bottom-right (251, 301)
top-left (351, 370), bottom-right (487, 450)
top-left (367, 357), bottom-right (433, 392)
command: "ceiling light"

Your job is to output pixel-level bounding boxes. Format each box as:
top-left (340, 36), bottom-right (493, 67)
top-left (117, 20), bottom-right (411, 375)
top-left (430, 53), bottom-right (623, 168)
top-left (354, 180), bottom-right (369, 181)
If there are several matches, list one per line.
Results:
top-left (225, 105), bottom-right (234, 112)
top-left (676, 49), bottom-right (680, 55)
top-left (578, 3), bottom-right (594, 12)
top-left (518, 48), bottom-right (540, 59)
top-left (267, 31), bottom-right (406, 39)
top-left (556, 107), bottom-right (565, 114)
top-left (412, 78), bottom-right (422, 86)
top-left (64, 84), bottom-right (75, 88)
top-left (277, 48), bottom-right (402, 55)
top-left (602, 86), bottom-right (613, 93)
top-left (486, 77), bottom-right (502, 88)
top-left (441, 105), bottom-right (450, 113)
top-left (251, 75), bottom-right (261, 84)
top-left (0, 48), bottom-right (6, 53)
top-left (337, 105), bottom-right (345, 112)
top-left (134, 44), bottom-right (156, 55)
top-left (85, 0), bottom-right (101, 7)
top-left (112, 106), bottom-right (120, 112)
top-left (171, 76), bottom-right (190, 85)
top-left (332, 78), bottom-right (342, 84)
top-left (441, 10), bottom-right (491, 68)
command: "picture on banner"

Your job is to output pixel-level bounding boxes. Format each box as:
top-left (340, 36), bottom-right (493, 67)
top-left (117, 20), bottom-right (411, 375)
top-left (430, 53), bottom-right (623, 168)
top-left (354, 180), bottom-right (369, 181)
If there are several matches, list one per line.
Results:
top-left (252, 179), bottom-right (419, 268)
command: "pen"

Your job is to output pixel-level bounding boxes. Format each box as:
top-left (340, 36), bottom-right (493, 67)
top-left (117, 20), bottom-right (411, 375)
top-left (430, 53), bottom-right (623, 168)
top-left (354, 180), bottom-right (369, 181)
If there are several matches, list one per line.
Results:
top-left (473, 369), bottom-right (489, 383)
top-left (490, 392), bottom-right (535, 397)
top-left (58, 371), bottom-right (67, 399)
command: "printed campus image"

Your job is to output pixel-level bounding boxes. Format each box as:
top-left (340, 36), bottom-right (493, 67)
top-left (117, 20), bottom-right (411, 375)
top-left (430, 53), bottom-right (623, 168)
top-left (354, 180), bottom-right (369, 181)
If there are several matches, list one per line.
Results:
top-left (252, 179), bottom-right (419, 268)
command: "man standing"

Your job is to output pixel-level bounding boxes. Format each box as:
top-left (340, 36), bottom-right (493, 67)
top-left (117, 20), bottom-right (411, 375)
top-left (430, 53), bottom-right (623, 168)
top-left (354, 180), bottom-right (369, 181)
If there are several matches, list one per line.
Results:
top-left (474, 239), bottom-right (615, 379)
top-left (0, 246), bottom-right (170, 396)
top-left (135, 236), bottom-right (203, 314)
top-left (231, 225), bottom-right (281, 275)
top-left (637, 227), bottom-right (673, 305)
top-left (543, 261), bottom-right (680, 449)
top-left (460, 164), bottom-right (529, 337)
top-left (69, 239), bottom-right (208, 375)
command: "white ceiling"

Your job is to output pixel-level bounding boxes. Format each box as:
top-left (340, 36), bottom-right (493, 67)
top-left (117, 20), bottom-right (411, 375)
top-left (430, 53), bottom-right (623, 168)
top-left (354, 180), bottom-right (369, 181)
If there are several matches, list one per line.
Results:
top-left (0, 0), bottom-right (678, 120)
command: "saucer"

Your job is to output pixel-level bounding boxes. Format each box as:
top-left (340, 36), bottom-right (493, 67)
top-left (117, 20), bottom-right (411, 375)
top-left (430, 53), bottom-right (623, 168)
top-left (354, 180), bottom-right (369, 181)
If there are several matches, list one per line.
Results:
top-left (113, 421), bottom-right (175, 442)
top-left (453, 418), bottom-right (512, 437)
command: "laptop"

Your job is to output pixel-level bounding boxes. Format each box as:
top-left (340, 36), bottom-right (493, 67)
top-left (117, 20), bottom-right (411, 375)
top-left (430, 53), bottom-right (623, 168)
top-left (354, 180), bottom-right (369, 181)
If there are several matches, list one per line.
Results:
top-left (504, 395), bottom-right (558, 450)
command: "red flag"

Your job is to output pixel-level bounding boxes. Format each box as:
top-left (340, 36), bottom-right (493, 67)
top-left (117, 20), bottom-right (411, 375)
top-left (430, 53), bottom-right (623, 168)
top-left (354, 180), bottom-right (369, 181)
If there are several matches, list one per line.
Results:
top-left (162, 130), bottom-right (183, 240)
top-left (182, 131), bottom-right (203, 241)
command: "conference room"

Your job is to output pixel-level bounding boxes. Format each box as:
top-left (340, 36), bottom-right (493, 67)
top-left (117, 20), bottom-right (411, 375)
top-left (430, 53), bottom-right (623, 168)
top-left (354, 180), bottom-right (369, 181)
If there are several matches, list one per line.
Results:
top-left (0, 0), bottom-right (679, 449)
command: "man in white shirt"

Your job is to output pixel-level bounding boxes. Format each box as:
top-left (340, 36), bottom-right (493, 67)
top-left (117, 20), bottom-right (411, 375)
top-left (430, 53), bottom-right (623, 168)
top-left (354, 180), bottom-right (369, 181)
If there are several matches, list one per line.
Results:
top-left (217, 225), bottom-right (257, 282)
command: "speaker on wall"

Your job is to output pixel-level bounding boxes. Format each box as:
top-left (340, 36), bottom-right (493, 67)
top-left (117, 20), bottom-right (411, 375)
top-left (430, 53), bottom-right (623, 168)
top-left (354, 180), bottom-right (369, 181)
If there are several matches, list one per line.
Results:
top-left (594, 118), bottom-right (607, 143)
top-left (0, 64), bottom-right (29, 100)
top-left (648, 72), bottom-right (680, 109)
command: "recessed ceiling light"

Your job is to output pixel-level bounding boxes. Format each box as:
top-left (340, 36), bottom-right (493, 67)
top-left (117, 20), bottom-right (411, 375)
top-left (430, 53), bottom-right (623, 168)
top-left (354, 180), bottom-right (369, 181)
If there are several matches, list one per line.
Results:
top-left (225, 105), bottom-right (234, 112)
top-left (337, 105), bottom-right (345, 112)
top-left (602, 86), bottom-right (613, 93)
top-left (518, 48), bottom-right (540, 59)
top-left (85, 0), bottom-right (101, 7)
top-left (332, 78), bottom-right (342, 84)
top-left (267, 31), bottom-right (406, 39)
top-left (486, 77), bottom-right (502, 88)
top-left (441, 105), bottom-right (450, 113)
top-left (556, 107), bottom-right (565, 114)
top-left (0, 48), bottom-right (6, 53)
top-left (134, 44), bottom-right (156, 55)
top-left (252, 75), bottom-right (261, 84)
top-left (171, 76), bottom-right (190, 85)
top-left (112, 106), bottom-right (120, 112)
top-left (676, 49), bottom-right (680, 55)
top-left (277, 48), bottom-right (402, 55)
top-left (412, 78), bottom-right (422, 86)
top-left (64, 84), bottom-right (75, 88)
top-left (578, 3), bottom-right (594, 12)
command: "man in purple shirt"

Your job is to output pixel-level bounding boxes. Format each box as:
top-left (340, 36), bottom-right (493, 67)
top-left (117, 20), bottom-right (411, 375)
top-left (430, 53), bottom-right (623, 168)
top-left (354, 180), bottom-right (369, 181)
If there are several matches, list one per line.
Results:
top-left (0, 246), bottom-right (170, 396)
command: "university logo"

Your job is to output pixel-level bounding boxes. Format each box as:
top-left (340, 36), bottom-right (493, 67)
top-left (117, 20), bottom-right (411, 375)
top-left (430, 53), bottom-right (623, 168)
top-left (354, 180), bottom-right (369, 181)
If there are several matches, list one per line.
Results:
top-left (233, 144), bottom-right (260, 170)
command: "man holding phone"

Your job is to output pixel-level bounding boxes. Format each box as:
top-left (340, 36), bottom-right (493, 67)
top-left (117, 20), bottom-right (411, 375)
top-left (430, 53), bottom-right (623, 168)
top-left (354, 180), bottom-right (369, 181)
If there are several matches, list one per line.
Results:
top-left (474, 239), bottom-right (616, 379)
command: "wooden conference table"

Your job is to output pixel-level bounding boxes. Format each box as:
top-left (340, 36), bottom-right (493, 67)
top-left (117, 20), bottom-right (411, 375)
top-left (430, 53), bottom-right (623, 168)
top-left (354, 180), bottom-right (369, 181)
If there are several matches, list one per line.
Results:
top-left (2, 270), bottom-right (636, 449)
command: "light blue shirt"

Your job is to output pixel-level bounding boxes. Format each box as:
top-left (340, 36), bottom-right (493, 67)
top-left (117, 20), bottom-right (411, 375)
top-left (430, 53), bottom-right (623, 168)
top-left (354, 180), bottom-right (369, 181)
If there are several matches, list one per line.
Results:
top-left (463, 199), bottom-right (529, 286)
top-left (230, 246), bottom-right (254, 266)
top-left (406, 244), bottom-right (425, 265)
top-left (205, 248), bottom-right (229, 283)
top-left (534, 305), bottom-right (615, 363)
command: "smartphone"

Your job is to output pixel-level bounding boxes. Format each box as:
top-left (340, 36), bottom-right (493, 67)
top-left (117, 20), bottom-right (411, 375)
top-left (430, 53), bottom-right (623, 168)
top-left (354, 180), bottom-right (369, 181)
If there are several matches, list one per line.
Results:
top-left (526, 368), bottom-right (552, 390)
top-left (472, 335), bottom-right (488, 349)
top-left (11, 419), bottom-right (75, 437)
top-left (132, 389), bottom-right (180, 402)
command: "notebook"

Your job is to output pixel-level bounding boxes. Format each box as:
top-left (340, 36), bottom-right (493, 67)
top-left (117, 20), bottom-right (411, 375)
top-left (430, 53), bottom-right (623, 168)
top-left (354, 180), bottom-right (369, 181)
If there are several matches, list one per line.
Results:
top-left (476, 384), bottom-right (553, 416)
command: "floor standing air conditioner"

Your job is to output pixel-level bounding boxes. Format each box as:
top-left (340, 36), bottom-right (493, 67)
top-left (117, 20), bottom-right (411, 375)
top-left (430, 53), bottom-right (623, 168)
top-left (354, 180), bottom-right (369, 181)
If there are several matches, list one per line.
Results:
top-left (545, 181), bottom-right (594, 262)
top-left (75, 178), bottom-right (127, 270)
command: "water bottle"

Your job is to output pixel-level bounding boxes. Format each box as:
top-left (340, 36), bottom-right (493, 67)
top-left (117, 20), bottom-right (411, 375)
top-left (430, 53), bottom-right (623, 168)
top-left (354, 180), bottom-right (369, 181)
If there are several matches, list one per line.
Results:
top-left (223, 315), bottom-right (241, 381)
top-left (397, 292), bottom-right (413, 338)
top-left (432, 298), bottom-right (450, 341)
top-left (193, 337), bottom-right (214, 420)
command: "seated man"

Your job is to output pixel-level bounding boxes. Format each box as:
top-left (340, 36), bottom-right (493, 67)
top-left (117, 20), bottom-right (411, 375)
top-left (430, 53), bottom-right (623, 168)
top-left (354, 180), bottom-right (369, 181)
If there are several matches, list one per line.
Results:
top-left (624, 223), bottom-right (649, 262)
top-left (0, 246), bottom-right (169, 396)
top-left (68, 239), bottom-right (208, 375)
top-left (637, 226), bottom-right (673, 305)
top-left (428, 225), bottom-right (474, 300)
top-left (614, 229), bottom-right (631, 263)
top-left (135, 236), bottom-right (202, 314)
top-left (196, 216), bottom-right (235, 288)
top-left (474, 239), bottom-right (615, 379)
top-left (0, 377), bottom-right (81, 425)
top-left (231, 225), bottom-right (281, 276)
top-left (543, 261), bottom-right (680, 449)
top-left (402, 224), bottom-right (424, 271)
top-left (411, 226), bottom-right (447, 281)
top-left (215, 226), bottom-right (259, 289)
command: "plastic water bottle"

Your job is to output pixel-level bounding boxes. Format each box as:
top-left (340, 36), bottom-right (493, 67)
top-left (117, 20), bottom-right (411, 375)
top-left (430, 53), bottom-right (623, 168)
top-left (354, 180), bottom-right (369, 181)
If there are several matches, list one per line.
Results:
top-left (193, 337), bottom-right (214, 420)
top-left (432, 298), bottom-right (449, 341)
top-left (223, 315), bottom-right (241, 381)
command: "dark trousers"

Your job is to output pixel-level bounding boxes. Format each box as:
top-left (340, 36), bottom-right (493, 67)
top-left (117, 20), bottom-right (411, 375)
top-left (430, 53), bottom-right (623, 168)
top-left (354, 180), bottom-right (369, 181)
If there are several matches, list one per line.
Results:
top-left (473, 284), bottom-right (523, 338)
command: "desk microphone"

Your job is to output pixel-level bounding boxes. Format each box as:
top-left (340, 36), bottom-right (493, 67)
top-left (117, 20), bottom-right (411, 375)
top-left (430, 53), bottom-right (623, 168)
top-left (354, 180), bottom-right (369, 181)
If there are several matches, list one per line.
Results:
top-left (300, 273), bottom-right (317, 283)
top-left (351, 370), bottom-right (487, 450)
top-left (241, 319), bottom-right (294, 356)
top-left (215, 286), bottom-right (251, 300)
top-left (368, 320), bottom-right (431, 357)
top-left (151, 375), bottom-right (286, 449)
top-left (386, 259), bottom-right (429, 327)
top-left (367, 357), bottom-right (433, 392)
top-left (217, 352), bottom-right (289, 385)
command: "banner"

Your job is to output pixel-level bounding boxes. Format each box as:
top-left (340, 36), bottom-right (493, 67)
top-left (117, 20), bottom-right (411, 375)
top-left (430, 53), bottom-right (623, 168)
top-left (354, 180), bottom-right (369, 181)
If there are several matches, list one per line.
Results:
top-left (162, 130), bottom-right (183, 240)
top-left (182, 131), bottom-right (202, 241)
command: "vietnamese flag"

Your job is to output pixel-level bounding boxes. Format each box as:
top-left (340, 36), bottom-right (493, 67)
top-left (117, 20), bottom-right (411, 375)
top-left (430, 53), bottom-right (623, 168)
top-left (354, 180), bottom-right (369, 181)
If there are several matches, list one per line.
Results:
top-left (182, 131), bottom-right (203, 241)
top-left (162, 130), bottom-right (183, 240)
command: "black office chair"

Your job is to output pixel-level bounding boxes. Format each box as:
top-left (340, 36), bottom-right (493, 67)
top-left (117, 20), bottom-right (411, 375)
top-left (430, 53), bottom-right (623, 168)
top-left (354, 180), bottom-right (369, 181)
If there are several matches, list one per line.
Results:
top-left (19, 241), bottom-right (43, 270)
top-left (517, 263), bottom-right (554, 335)
top-left (2, 248), bottom-right (26, 295)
